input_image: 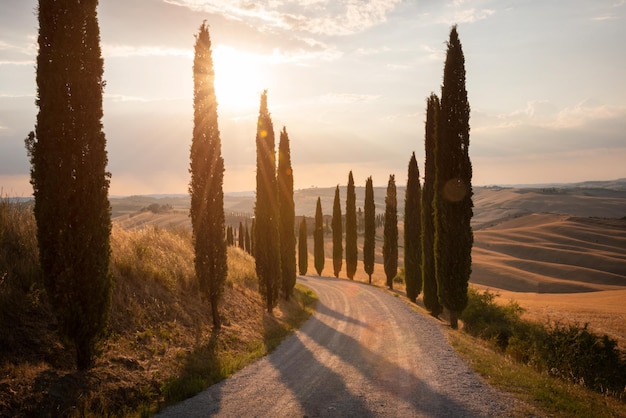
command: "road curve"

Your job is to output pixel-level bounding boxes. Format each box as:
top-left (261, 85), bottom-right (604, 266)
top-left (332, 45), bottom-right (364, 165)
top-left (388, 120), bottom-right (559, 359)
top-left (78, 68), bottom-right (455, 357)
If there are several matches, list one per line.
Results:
top-left (157, 276), bottom-right (513, 417)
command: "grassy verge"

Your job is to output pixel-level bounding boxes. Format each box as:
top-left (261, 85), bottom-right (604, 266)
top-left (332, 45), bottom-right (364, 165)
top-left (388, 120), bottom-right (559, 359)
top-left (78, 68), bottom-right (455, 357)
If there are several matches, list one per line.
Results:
top-left (0, 199), bottom-right (318, 417)
top-left (442, 287), bottom-right (626, 417)
top-left (448, 330), bottom-right (626, 418)
top-left (158, 284), bottom-right (317, 413)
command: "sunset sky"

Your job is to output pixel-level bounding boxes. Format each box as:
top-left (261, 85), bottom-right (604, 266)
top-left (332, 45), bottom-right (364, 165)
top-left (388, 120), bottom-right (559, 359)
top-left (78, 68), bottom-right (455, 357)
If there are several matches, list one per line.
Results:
top-left (1, 0), bottom-right (625, 196)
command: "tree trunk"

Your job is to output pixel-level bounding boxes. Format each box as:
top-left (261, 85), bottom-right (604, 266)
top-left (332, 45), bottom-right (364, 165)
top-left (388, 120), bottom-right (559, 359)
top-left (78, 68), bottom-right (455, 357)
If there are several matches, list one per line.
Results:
top-left (449, 310), bottom-right (459, 329)
top-left (212, 302), bottom-right (221, 329)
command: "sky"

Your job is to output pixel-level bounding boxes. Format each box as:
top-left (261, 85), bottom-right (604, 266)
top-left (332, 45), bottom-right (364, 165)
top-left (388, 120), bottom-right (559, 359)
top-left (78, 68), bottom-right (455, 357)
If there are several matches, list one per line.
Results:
top-left (1, 0), bottom-right (625, 196)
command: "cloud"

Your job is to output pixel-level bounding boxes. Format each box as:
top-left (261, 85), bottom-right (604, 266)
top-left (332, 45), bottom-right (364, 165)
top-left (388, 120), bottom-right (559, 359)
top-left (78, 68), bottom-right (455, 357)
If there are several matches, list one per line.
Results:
top-left (472, 100), bottom-right (626, 157)
top-left (451, 8), bottom-right (495, 23)
top-left (163, 0), bottom-right (402, 36)
top-left (318, 93), bottom-right (380, 104)
top-left (0, 59), bottom-right (33, 66)
top-left (102, 44), bottom-right (193, 59)
top-left (591, 14), bottom-right (619, 21)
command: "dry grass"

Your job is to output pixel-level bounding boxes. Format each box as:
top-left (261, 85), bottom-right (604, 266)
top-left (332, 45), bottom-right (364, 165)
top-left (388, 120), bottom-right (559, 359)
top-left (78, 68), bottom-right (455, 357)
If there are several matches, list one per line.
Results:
top-left (0, 207), bottom-right (314, 417)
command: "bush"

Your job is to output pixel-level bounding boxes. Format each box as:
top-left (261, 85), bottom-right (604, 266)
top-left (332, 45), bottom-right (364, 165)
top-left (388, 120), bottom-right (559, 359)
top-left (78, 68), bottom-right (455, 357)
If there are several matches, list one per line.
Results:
top-left (541, 321), bottom-right (626, 397)
top-left (462, 288), bottom-right (626, 400)
top-left (461, 288), bottom-right (524, 350)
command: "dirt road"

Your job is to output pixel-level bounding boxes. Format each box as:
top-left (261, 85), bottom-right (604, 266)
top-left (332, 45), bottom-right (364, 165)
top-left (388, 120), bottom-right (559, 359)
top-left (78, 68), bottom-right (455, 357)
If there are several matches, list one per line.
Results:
top-left (157, 276), bottom-right (513, 417)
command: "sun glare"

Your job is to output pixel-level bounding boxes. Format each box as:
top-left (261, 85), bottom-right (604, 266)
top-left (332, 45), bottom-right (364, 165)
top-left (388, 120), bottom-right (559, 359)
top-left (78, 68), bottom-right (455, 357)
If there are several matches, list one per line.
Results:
top-left (212, 46), bottom-right (267, 111)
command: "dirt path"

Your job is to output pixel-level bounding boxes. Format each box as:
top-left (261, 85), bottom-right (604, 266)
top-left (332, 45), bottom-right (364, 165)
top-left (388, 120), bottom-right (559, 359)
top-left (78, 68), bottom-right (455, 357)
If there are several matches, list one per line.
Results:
top-left (157, 276), bottom-right (514, 417)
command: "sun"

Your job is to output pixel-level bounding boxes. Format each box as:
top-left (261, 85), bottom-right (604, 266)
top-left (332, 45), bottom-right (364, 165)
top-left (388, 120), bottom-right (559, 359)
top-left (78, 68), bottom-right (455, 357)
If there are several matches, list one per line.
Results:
top-left (212, 46), bottom-right (267, 111)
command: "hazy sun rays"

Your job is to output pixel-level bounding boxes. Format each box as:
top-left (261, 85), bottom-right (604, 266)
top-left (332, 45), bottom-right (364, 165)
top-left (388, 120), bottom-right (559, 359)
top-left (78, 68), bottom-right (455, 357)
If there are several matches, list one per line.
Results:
top-left (212, 46), bottom-right (268, 111)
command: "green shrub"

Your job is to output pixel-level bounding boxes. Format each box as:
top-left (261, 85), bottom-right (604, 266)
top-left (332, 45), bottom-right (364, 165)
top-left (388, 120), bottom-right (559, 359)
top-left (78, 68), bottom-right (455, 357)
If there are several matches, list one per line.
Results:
top-left (541, 321), bottom-right (626, 397)
top-left (462, 288), bottom-right (626, 400)
top-left (461, 288), bottom-right (524, 350)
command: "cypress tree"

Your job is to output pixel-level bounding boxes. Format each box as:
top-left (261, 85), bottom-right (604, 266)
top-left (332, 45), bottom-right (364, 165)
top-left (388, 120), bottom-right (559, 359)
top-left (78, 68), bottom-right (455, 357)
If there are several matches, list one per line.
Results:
top-left (314, 197), bottom-right (325, 276)
top-left (254, 91), bottom-right (281, 313)
top-left (383, 174), bottom-right (398, 290)
top-left (345, 171), bottom-right (357, 279)
top-left (226, 226), bottom-right (233, 246)
top-left (238, 221), bottom-right (244, 249)
top-left (435, 26), bottom-right (473, 329)
top-left (422, 93), bottom-right (443, 317)
top-left (250, 218), bottom-right (256, 256)
top-left (277, 127), bottom-right (296, 299)
top-left (244, 221), bottom-right (251, 254)
top-left (363, 176), bottom-right (376, 284)
top-left (405, 152), bottom-right (422, 303)
top-left (298, 217), bottom-right (308, 275)
top-left (332, 185), bottom-right (343, 278)
top-left (189, 22), bottom-right (227, 329)
top-left (26, 0), bottom-right (112, 370)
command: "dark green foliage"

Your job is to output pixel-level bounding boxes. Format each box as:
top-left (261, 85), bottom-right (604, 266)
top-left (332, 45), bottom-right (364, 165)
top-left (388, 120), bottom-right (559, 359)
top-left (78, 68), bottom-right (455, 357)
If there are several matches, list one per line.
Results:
top-left (422, 94), bottom-right (442, 317)
top-left (435, 26), bottom-right (473, 329)
top-left (238, 222), bottom-right (244, 249)
top-left (26, 0), bottom-right (112, 370)
top-left (189, 22), bottom-right (228, 329)
top-left (383, 175), bottom-right (398, 289)
top-left (254, 91), bottom-right (281, 313)
top-left (363, 176), bottom-right (375, 284)
top-left (332, 186), bottom-right (342, 278)
top-left (298, 217), bottom-right (308, 275)
top-left (345, 171), bottom-right (357, 279)
top-left (277, 127), bottom-right (296, 300)
top-left (462, 289), bottom-right (626, 399)
top-left (404, 153), bottom-right (422, 303)
top-left (226, 226), bottom-right (234, 246)
top-left (314, 197), bottom-right (324, 276)
top-left (244, 222), bottom-right (251, 254)
top-left (542, 322), bottom-right (626, 396)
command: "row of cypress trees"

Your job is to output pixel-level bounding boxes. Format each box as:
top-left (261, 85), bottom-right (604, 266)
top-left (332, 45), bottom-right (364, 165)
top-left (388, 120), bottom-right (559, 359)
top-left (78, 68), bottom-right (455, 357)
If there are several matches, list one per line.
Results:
top-left (254, 92), bottom-right (297, 313)
top-left (303, 26), bottom-right (472, 329)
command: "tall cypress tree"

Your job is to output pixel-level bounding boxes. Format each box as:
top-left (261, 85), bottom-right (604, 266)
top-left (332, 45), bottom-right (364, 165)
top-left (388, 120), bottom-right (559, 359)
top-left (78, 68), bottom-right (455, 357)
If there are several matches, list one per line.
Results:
top-left (298, 217), bottom-right (308, 275)
top-left (405, 152), bottom-right (422, 303)
top-left (26, 0), bottom-right (112, 370)
top-left (435, 26), bottom-right (473, 329)
top-left (345, 171), bottom-right (357, 279)
top-left (189, 22), bottom-right (227, 329)
top-left (363, 176), bottom-right (376, 284)
top-left (238, 222), bottom-right (245, 249)
top-left (383, 174), bottom-right (398, 290)
top-left (254, 91), bottom-right (281, 313)
top-left (244, 221), bottom-right (251, 254)
top-left (314, 197), bottom-right (325, 276)
top-left (278, 127), bottom-right (296, 300)
top-left (332, 185), bottom-right (343, 278)
top-left (422, 93), bottom-right (443, 317)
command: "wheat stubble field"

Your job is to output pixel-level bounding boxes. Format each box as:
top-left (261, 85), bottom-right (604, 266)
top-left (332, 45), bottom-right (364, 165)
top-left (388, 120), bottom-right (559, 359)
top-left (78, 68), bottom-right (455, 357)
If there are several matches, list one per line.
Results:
top-left (112, 180), bottom-right (626, 348)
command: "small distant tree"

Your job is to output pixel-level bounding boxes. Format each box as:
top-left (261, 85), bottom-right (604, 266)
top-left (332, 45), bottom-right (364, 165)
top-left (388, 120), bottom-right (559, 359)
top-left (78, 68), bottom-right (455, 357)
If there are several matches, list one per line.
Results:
top-left (435, 26), bottom-right (473, 329)
top-left (314, 197), bottom-right (325, 276)
top-left (26, 0), bottom-right (112, 369)
top-left (422, 93), bottom-right (443, 317)
top-left (254, 90), bottom-right (281, 313)
top-left (226, 226), bottom-right (234, 246)
top-left (363, 176), bottom-right (376, 284)
top-left (238, 222), bottom-right (244, 249)
top-left (345, 171), bottom-right (358, 279)
top-left (383, 174), bottom-right (398, 289)
top-left (278, 127), bottom-right (296, 299)
top-left (298, 217), bottom-right (308, 275)
top-left (332, 185), bottom-right (343, 278)
top-left (189, 22), bottom-right (228, 329)
top-left (405, 152), bottom-right (422, 303)
top-left (250, 218), bottom-right (256, 256)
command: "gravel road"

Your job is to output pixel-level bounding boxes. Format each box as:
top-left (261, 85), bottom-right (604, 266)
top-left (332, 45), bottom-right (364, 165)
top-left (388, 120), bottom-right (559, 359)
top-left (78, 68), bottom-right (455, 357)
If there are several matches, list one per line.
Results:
top-left (157, 276), bottom-right (515, 417)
